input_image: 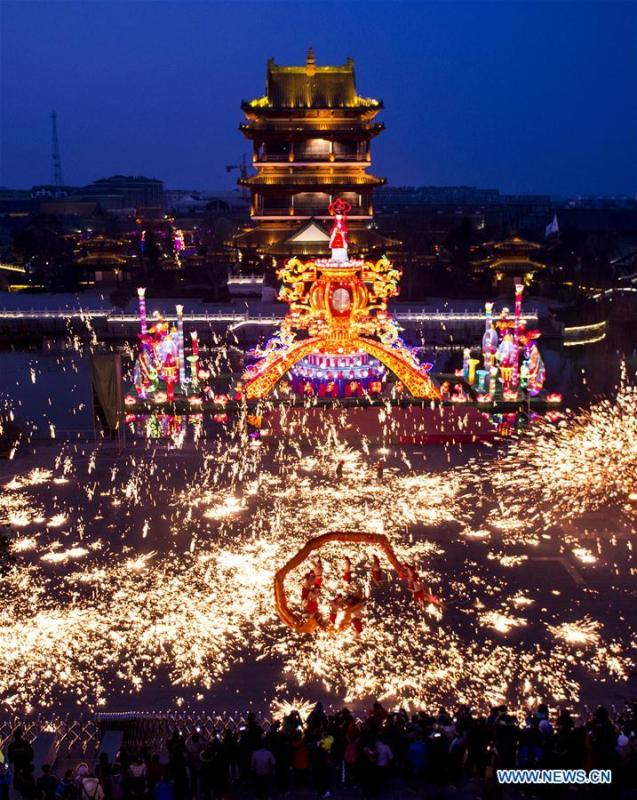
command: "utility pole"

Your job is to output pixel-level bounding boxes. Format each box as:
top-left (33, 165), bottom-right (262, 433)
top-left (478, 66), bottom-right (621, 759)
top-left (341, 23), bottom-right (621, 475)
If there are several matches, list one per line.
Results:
top-left (226, 154), bottom-right (250, 199)
top-left (51, 110), bottom-right (64, 187)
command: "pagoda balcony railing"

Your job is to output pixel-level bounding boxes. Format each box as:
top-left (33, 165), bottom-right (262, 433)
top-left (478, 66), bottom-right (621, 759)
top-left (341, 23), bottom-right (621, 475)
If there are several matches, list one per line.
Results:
top-left (242, 175), bottom-right (384, 187)
top-left (255, 155), bottom-right (368, 164)
top-left (253, 206), bottom-right (371, 217)
top-left (240, 123), bottom-right (384, 134)
top-left (255, 155), bottom-right (290, 162)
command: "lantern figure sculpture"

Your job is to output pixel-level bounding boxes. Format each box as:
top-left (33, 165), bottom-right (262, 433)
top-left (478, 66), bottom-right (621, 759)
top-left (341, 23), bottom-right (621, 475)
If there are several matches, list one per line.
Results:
top-left (239, 200), bottom-right (440, 400)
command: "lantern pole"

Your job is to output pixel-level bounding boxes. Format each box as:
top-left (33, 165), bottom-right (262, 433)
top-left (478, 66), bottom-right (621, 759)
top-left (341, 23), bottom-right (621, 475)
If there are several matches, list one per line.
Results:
top-left (137, 287), bottom-right (147, 335)
top-left (512, 283), bottom-right (524, 388)
top-left (176, 304), bottom-right (186, 387)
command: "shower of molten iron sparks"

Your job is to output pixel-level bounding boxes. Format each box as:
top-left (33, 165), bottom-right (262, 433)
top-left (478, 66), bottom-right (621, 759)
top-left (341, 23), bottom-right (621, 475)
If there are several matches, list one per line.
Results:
top-left (0, 387), bottom-right (635, 713)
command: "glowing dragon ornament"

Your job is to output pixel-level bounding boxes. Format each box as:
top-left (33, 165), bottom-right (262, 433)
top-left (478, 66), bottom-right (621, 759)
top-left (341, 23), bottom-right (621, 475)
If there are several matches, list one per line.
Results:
top-left (239, 199), bottom-right (440, 400)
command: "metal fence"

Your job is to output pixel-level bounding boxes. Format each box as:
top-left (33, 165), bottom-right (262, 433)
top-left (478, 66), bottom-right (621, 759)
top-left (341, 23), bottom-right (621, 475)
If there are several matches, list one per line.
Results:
top-left (0, 715), bottom-right (100, 760)
top-left (0, 712), bottom-right (275, 762)
top-left (0, 702), bottom-right (622, 764)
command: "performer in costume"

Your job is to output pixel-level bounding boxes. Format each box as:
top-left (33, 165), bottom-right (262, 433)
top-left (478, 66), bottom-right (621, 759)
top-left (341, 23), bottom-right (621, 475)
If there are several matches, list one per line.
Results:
top-left (312, 557), bottom-right (323, 588)
top-left (348, 592), bottom-right (367, 635)
top-left (304, 586), bottom-right (320, 618)
top-left (342, 556), bottom-right (352, 584)
top-left (404, 563), bottom-right (417, 591)
top-left (301, 571), bottom-right (315, 603)
top-left (371, 554), bottom-right (382, 585)
top-left (329, 594), bottom-right (345, 626)
top-left (409, 575), bottom-right (427, 605)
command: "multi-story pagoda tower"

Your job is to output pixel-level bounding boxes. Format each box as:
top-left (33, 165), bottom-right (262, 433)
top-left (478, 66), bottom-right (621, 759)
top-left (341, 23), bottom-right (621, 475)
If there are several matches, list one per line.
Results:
top-left (234, 49), bottom-right (390, 265)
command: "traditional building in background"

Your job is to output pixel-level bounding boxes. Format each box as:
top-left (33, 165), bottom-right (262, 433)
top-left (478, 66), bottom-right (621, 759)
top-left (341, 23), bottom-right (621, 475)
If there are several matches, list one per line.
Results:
top-left (475, 235), bottom-right (546, 290)
top-left (76, 234), bottom-right (131, 285)
top-left (234, 49), bottom-right (392, 266)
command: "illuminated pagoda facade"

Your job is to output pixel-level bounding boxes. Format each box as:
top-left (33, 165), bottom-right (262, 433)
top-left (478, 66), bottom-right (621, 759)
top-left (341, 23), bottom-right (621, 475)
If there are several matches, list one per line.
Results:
top-left (477, 235), bottom-right (546, 290)
top-left (77, 234), bottom-right (130, 285)
top-left (239, 199), bottom-right (440, 401)
top-left (234, 49), bottom-right (391, 266)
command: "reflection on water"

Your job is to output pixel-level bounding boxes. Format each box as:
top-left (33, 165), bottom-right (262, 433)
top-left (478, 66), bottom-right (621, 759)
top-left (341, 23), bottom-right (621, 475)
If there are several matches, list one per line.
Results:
top-left (1, 327), bottom-right (635, 437)
top-left (125, 413), bottom-right (205, 442)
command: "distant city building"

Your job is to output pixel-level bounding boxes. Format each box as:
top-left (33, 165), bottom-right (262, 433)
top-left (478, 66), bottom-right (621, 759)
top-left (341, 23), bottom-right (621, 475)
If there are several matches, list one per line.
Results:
top-left (375, 186), bottom-right (552, 207)
top-left (77, 175), bottom-right (164, 211)
top-left (234, 49), bottom-right (392, 263)
top-left (376, 186), bottom-right (502, 205)
top-left (31, 185), bottom-right (78, 199)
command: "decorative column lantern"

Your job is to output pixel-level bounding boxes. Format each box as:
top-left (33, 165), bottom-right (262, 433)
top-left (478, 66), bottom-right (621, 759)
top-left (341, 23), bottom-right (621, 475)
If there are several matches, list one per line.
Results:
top-left (189, 331), bottom-right (200, 386)
top-left (512, 283), bottom-right (524, 388)
top-left (176, 304), bottom-right (186, 387)
top-left (137, 287), bottom-right (147, 335)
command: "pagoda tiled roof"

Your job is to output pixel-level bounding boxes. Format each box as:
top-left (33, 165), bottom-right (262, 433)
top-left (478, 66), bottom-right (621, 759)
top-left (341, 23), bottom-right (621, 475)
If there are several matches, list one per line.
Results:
top-left (234, 222), bottom-right (396, 254)
top-left (493, 235), bottom-right (542, 253)
top-left (243, 52), bottom-right (382, 111)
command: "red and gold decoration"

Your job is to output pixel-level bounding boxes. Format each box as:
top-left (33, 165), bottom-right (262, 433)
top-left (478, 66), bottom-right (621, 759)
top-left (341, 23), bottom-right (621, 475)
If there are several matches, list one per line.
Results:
top-left (239, 200), bottom-right (440, 400)
top-left (274, 531), bottom-right (440, 635)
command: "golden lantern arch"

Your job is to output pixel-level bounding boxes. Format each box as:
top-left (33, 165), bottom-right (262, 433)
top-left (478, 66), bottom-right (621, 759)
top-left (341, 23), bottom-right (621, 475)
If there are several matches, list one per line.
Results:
top-left (239, 200), bottom-right (440, 401)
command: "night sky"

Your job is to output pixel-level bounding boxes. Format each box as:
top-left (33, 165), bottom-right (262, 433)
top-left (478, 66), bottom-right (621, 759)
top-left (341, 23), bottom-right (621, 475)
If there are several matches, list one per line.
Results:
top-left (1, 0), bottom-right (635, 196)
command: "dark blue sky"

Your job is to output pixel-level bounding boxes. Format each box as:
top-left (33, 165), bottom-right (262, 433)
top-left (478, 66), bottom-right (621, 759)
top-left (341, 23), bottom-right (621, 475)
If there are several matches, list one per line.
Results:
top-left (1, 0), bottom-right (635, 195)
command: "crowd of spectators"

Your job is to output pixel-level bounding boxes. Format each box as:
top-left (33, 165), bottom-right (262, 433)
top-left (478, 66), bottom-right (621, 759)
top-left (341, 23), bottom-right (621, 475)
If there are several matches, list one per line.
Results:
top-left (2, 700), bottom-right (637, 799)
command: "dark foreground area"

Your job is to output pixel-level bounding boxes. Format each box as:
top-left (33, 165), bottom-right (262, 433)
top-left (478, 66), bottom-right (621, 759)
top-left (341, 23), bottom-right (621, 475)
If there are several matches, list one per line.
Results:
top-left (3, 699), bottom-right (637, 800)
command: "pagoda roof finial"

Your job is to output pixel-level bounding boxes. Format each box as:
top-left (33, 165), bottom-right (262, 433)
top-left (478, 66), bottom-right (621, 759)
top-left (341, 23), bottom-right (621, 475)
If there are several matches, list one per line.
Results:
top-left (306, 46), bottom-right (316, 76)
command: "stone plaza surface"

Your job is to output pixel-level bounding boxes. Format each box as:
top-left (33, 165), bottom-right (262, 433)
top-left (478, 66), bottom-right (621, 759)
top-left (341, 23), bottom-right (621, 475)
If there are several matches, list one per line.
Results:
top-left (2, 427), bottom-right (635, 716)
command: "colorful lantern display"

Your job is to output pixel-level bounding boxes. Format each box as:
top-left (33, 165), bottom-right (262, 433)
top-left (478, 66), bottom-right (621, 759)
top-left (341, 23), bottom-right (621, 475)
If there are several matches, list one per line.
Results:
top-left (132, 296), bottom-right (201, 402)
top-left (475, 288), bottom-right (548, 400)
top-left (238, 200), bottom-right (440, 400)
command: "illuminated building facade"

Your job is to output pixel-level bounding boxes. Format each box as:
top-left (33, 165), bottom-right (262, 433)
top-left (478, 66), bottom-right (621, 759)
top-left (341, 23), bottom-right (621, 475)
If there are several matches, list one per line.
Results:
top-left (234, 49), bottom-right (391, 264)
top-left (478, 235), bottom-right (546, 290)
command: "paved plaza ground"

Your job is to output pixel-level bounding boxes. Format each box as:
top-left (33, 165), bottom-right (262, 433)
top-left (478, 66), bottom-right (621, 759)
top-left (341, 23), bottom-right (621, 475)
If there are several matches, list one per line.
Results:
top-left (2, 427), bottom-right (635, 717)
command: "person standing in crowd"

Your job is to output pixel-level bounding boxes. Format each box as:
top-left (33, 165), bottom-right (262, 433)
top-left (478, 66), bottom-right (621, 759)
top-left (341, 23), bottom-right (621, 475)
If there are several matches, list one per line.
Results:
top-left (311, 733), bottom-right (332, 799)
top-left (221, 729), bottom-right (240, 787)
top-left (250, 739), bottom-right (275, 800)
top-left (375, 738), bottom-right (393, 792)
top-left (94, 754), bottom-right (112, 800)
top-left (291, 732), bottom-right (309, 787)
top-left (54, 770), bottom-right (76, 800)
top-left (7, 729), bottom-right (34, 790)
top-left (145, 754), bottom-right (163, 798)
top-left (185, 731), bottom-right (204, 798)
top-left (359, 735), bottom-right (378, 798)
top-left (166, 736), bottom-right (188, 800)
top-left (124, 756), bottom-right (146, 800)
top-left (406, 732), bottom-right (426, 788)
top-left (342, 713), bottom-right (359, 786)
top-left (0, 763), bottom-right (11, 800)
top-left (152, 773), bottom-right (173, 800)
top-left (199, 737), bottom-right (227, 800)
top-left (36, 765), bottom-right (58, 800)
top-left (16, 763), bottom-right (37, 800)
top-left (79, 773), bottom-right (103, 800)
